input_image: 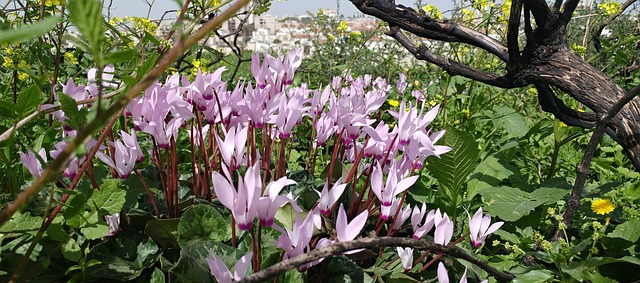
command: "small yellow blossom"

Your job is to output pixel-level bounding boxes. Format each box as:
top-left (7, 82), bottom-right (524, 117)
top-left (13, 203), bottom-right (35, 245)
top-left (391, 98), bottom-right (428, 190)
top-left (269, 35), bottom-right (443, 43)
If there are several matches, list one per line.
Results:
top-left (422, 5), bottom-right (443, 19)
top-left (462, 107), bottom-right (471, 118)
top-left (598, 1), bottom-right (622, 17)
top-left (337, 21), bottom-right (348, 34)
top-left (414, 80), bottom-right (420, 87)
top-left (591, 198), bottom-right (615, 215)
top-left (327, 34), bottom-right (336, 42)
top-left (18, 72), bottom-right (29, 81)
top-left (65, 52), bottom-right (78, 65)
top-left (2, 57), bottom-right (13, 68)
top-left (388, 99), bottom-right (400, 107)
top-left (559, 122), bottom-right (567, 127)
top-left (571, 43), bottom-right (587, 58)
top-left (4, 48), bottom-right (13, 55)
top-left (428, 100), bottom-right (437, 107)
top-left (44, 0), bottom-right (61, 7)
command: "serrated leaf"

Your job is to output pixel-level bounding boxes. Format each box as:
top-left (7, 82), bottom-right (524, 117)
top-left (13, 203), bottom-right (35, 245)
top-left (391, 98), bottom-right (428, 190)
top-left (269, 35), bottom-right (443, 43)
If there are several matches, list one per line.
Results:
top-left (178, 205), bottom-right (231, 247)
top-left (67, 0), bottom-right (104, 58)
top-left (58, 93), bottom-right (88, 130)
top-left (607, 219), bottom-right (640, 243)
top-left (169, 241), bottom-right (242, 283)
top-left (0, 212), bottom-right (41, 234)
top-left (145, 218), bottom-right (180, 248)
top-left (151, 268), bottom-right (165, 283)
top-left (61, 237), bottom-right (82, 262)
top-left (0, 16), bottom-right (61, 44)
top-left (87, 234), bottom-right (161, 280)
top-left (91, 179), bottom-right (126, 215)
top-left (492, 106), bottom-right (529, 138)
top-left (16, 85), bottom-right (43, 118)
top-left (426, 127), bottom-right (479, 202)
top-left (467, 155), bottom-right (513, 200)
top-left (530, 186), bottom-right (569, 205)
top-left (105, 49), bottom-right (138, 65)
top-left (513, 269), bottom-right (554, 283)
top-left (479, 186), bottom-right (541, 221)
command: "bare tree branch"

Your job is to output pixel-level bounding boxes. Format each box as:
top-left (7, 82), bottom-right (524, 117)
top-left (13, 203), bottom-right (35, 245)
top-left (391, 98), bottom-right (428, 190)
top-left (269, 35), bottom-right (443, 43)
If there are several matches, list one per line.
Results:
top-left (387, 28), bottom-right (516, 88)
top-left (238, 237), bottom-right (516, 283)
top-left (350, 0), bottom-right (509, 61)
top-left (508, 0), bottom-right (524, 66)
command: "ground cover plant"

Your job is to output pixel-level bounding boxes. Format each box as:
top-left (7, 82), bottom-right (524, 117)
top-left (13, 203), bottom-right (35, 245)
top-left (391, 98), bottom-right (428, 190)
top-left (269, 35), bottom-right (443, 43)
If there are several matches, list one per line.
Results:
top-left (0, 0), bottom-right (639, 282)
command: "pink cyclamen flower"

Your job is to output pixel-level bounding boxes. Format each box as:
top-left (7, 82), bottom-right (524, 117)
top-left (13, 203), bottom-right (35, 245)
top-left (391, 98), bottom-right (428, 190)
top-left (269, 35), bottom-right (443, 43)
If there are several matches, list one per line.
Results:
top-left (434, 212), bottom-right (454, 246)
top-left (256, 176), bottom-right (296, 227)
top-left (19, 148), bottom-right (47, 179)
top-left (396, 247), bottom-right (413, 271)
top-left (206, 251), bottom-right (252, 283)
top-left (105, 213), bottom-right (121, 237)
top-left (437, 263), bottom-right (487, 283)
top-left (468, 207), bottom-right (504, 248)
top-left (317, 178), bottom-right (347, 216)
top-left (336, 203), bottom-right (368, 243)
top-left (212, 162), bottom-right (261, 230)
top-left (96, 133), bottom-right (138, 179)
top-left (370, 160), bottom-right (418, 219)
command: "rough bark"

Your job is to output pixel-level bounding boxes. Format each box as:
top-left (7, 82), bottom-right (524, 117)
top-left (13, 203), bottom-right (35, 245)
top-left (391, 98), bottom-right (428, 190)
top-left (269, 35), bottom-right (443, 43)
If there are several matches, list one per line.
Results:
top-left (349, 0), bottom-right (640, 171)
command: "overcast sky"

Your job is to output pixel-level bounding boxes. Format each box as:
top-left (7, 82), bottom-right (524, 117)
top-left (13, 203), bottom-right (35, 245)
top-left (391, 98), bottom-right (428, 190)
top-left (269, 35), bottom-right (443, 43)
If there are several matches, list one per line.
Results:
top-left (106, 0), bottom-right (454, 19)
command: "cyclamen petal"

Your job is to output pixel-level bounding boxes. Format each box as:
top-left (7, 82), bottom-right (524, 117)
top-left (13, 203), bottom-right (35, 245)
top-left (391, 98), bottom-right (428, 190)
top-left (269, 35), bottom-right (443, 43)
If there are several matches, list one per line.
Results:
top-left (336, 203), bottom-right (368, 242)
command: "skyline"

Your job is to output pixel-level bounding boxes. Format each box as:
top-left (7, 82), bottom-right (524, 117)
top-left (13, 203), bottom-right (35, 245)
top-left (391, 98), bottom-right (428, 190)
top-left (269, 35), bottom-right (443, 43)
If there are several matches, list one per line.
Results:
top-left (105, 0), bottom-right (454, 19)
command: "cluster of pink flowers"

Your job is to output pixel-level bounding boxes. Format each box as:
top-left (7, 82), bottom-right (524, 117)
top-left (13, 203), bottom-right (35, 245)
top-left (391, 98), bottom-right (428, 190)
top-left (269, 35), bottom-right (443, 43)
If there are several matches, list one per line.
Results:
top-left (19, 49), bottom-right (504, 281)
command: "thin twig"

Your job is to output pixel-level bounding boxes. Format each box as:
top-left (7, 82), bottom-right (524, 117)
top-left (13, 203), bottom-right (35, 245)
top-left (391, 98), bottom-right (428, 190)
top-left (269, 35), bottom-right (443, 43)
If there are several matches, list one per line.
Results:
top-left (238, 237), bottom-right (515, 283)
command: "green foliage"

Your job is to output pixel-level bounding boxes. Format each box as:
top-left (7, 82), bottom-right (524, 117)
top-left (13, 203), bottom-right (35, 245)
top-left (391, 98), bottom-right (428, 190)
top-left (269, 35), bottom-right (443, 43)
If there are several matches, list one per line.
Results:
top-left (0, 16), bottom-right (61, 44)
top-left (178, 204), bottom-right (232, 247)
top-left (68, 0), bottom-right (105, 61)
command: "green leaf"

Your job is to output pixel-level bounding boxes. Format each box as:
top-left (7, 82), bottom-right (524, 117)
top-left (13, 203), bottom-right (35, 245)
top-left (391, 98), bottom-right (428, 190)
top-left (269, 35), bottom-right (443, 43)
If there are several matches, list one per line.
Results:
top-left (151, 268), bottom-right (165, 283)
top-left (479, 186), bottom-right (540, 221)
top-left (0, 212), bottom-right (41, 234)
top-left (67, 0), bottom-right (104, 58)
top-left (169, 241), bottom-right (242, 283)
top-left (426, 127), bottom-right (479, 203)
top-left (467, 155), bottom-right (513, 200)
top-left (16, 85), bottom-right (43, 118)
top-left (513, 269), bottom-right (554, 283)
top-left (530, 186), bottom-right (570, 205)
top-left (61, 237), bottom-right (82, 262)
top-left (91, 179), bottom-right (126, 215)
top-left (607, 219), bottom-right (640, 243)
top-left (88, 234), bottom-right (161, 280)
top-left (0, 16), bottom-right (61, 44)
top-left (58, 93), bottom-right (88, 130)
top-left (492, 106), bottom-right (529, 138)
top-left (178, 205), bottom-right (232, 247)
top-left (104, 49), bottom-right (138, 65)
top-left (324, 256), bottom-right (364, 283)
top-left (145, 218), bottom-right (180, 248)
top-left (80, 214), bottom-right (107, 240)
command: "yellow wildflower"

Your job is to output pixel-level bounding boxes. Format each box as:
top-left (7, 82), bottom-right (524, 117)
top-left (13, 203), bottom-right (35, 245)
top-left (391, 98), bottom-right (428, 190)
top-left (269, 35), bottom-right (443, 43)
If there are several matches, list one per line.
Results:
top-left (18, 72), bottom-right (29, 81)
top-left (65, 52), bottom-right (78, 65)
top-left (571, 43), bottom-right (587, 57)
top-left (388, 99), bottom-right (400, 107)
top-left (414, 80), bottom-right (420, 87)
top-left (4, 48), bottom-right (13, 55)
top-left (559, 122), bottom-right (567, 127)
top-left (2, 57), bottom-right (13, 68)
top-left (591, 198), bottom-right (615, 215)
top-left (598, 1), bottom-right (622, 17)
top-left (462, 107), bottom-right (471, 118)
top-left (44, 0), bottom-right (61, 7)
top-left (337, 21), bottom-right (348, 34)
top-left (422, 5), bottom-right (442, 19)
